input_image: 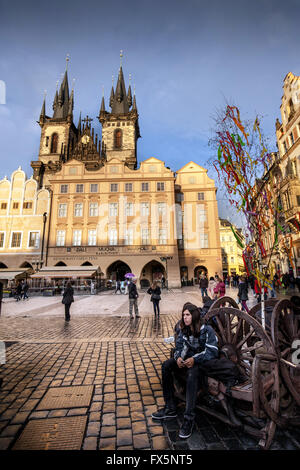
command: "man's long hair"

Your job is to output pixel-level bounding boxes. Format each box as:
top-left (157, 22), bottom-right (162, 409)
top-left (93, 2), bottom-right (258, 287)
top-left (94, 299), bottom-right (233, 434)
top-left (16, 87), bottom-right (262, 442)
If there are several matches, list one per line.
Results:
top-left (180, 302), bottom-right (203, 337)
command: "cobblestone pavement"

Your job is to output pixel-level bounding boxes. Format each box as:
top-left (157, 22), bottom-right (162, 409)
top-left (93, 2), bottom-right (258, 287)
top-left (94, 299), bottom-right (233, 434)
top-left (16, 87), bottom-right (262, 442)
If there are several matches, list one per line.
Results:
top-left (0, 287), bottom-right (299, 451)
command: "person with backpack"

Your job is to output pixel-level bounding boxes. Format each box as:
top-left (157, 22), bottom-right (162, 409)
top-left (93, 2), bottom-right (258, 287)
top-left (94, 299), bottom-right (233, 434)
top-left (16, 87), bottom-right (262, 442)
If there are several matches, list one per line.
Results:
top-left (152, 302), bottom-right (219, 439)
top-left (128, 278), bottom-right (140, 319)
top-left (147, 281), bottom-right (162, 318)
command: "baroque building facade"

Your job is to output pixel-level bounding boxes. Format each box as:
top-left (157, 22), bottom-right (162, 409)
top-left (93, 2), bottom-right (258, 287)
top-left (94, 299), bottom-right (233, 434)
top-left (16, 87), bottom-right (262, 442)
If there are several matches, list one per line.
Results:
top-left (0, 61), bottom-right (222, 288)
top-left (258, 72), bottom-right (300, 276)
top-left (219, 218), bottom-right (245, 278)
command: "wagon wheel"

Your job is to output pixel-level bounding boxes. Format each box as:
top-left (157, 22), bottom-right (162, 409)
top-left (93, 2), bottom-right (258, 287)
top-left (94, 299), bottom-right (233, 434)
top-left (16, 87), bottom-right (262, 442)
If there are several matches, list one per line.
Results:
top-left (206, 307), bottom-right (280, 450)
top-left (271, 299), bottom-right (300, 407)
top-left (249, 299), bottom-right (278, 333)
top-left (206, 297), bottom-right (240, 335)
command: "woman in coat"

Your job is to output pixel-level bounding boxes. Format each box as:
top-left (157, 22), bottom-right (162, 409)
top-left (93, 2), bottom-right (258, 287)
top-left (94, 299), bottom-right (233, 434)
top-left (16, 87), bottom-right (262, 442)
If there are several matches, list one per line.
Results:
top-left (62, 281), bottom-right (74, 321)
top-left (237, 276), bottom-right (249, 312)
top-left (147, 281), bottom-right (161, 317)
top-left (208, 276), bottom-right (217, 298)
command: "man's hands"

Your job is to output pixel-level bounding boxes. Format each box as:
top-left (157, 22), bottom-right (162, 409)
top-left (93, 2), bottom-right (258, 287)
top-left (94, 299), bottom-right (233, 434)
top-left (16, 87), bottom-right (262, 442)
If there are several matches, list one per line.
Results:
top-left (176, 357), bottom-right (195, 369)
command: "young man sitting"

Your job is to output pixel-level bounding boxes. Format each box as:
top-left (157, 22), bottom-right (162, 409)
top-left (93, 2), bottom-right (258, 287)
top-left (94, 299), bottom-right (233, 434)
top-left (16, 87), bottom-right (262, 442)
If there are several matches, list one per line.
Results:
top-left (152, 302), bottom-right (219, 439)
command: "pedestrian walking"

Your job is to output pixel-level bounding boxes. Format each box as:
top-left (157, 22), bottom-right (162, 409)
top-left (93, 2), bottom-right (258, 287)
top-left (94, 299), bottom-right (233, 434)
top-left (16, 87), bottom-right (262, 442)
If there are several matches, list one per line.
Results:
top-left (213, 277), bottom-right (226, 299)
top-left (161, 276), bottom-right (166, 289)
top-left (199, 274), bottom-right (208, 300)
top-left (151, 302), bottom-right (219, 439)
top-left (62, 281), bottom-right (74, 322)
top-left (208, 276), bottom-right (217, 298)
top-left (90, 281), bottom-right (95, 295)
top-left (237, 276), bottom-right (249, 312)
top-left (115, 280), bottom-right (122, 294)
top-left (147, 281), bottom-right (162, 317)
top-left (22, 280), bottom-right (29, 300)
top-left (128, 278), bottom-right (140, 319)
top-left (15, 281), bottom-right (22, 301)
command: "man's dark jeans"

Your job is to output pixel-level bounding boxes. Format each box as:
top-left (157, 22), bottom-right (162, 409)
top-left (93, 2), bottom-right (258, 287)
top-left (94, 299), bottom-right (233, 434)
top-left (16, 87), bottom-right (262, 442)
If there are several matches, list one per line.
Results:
top-left (162, 358), bottom-right (200, 422)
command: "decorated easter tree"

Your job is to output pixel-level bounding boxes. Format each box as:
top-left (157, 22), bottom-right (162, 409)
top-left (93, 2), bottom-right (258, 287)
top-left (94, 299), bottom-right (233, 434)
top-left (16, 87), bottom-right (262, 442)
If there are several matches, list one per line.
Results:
top-left (211, 105), bottom-right (292, 328)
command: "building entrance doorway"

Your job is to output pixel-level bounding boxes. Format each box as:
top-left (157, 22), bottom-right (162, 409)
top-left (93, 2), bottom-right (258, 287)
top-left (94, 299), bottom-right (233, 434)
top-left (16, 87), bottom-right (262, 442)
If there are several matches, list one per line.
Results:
top-left (194, 265), bottom-right (208, 284)
top-left (107, 261), bottom-right (131, 282)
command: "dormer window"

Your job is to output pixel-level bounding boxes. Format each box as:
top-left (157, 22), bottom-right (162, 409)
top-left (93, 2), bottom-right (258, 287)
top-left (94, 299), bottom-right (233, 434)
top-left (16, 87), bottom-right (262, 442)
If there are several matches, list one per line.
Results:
top-left (114, 129), bottom-right (122, 149)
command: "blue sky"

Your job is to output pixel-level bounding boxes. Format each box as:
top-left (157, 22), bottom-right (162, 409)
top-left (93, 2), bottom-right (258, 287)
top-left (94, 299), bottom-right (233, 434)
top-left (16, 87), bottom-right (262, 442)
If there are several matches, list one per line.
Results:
top-left (0, 0), bottom-right (299, 224)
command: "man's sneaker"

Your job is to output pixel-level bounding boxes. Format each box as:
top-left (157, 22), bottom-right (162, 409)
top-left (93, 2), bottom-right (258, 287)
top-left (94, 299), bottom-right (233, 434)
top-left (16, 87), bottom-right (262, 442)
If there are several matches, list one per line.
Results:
top-left (151, 407), bottom-right (177, 420)
top-left (178, 419), bottom-right (193, 439)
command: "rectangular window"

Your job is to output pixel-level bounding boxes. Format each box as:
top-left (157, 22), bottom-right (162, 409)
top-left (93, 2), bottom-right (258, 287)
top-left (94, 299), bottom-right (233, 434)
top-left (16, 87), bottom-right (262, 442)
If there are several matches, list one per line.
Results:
top-left (141, 202), bottom-right (149, 216)
top-left (1, 203), bottom-right (7, 210)
top-left (88, 230), bottom-right (97, 246)
top-left (158, 228), bottom-right (167, 245)
top-left (0, 232), bottom-right (4, 248)
top-left (231, 257), bottom-right (235, 264)
top-left (124, 228), bottom-right (133, 245)
top-left (197, 204), bottom-right (206, 223)
top-left (60, 184), bottom-right (68, 193)
top-left (141, 182), bottom-right (149, 192)
top-left (28, 231), bottom-right (40, 248)
top-left (157, 202), bottom-right (167, 215)
top-left (11, 232), bottom-right (21, 247)
top-left (200, 233), bottom-right (209, 248)
top-left (74, 203), bottom-right (83, 217)
top-left (90, 184), bottom-right (98, 193)
top-left (56, 230), bottom-right (65, 246)
top-left (109, 203), bottom-right (118, 217)
top-left (23, 202), bottom-right (32, 209)
top-left (290, 132), bottom-right (295, 145)
top-left (73, 230), bottom-right (82, 246)
top-left (58, 203), bottom-right (67, 218)
top-left (198, 192), bottom-right (205, 201)
top-left (297, 195), bottom-right (300, 206)
top-left (125, 202), bottom-right (134, 216)
top-left (89, 202), bottom-right (98, 217)
top-left (141, 228), bottom-right (149, 245)
top-left (110, 183), bottom-right (118, 192)
top-left (125, 183), bottom-right (133, 192)
top-left (76, 184), bottom-right (84, 193)
top-left (12, 202), bottom-right (19, 209)
top-left (109, 228), bottom-right (117, 245)
top-left (157, 182), bottom-right (165, 192)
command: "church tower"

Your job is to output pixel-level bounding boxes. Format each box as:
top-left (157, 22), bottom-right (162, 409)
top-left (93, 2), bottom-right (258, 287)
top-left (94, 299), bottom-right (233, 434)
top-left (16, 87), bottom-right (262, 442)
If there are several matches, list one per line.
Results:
top-left (31, 57), bottom-right (78, 187)
top-left (98, 54), bottom-right (140, 170)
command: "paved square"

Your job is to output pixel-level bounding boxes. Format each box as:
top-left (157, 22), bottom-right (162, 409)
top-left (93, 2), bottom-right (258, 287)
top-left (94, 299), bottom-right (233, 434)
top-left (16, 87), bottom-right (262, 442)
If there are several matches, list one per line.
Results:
top-left (12, 416), bottom-right (87, 450)
top-left (37, 386), bottom-right (94, 410)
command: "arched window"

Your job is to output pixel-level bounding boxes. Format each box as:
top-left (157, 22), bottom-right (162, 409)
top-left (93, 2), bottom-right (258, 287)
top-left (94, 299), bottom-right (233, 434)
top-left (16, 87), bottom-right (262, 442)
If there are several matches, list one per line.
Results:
top-left (114, 129), bottom-right (122, 149)
top-left (50, 133), bottom-right (58, 153)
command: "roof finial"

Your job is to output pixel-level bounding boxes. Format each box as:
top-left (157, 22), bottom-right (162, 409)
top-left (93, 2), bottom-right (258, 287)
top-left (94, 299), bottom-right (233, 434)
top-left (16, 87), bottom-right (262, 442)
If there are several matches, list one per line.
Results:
top-left (134, 83), bottom-right (136, 96)
top-left (120, 50), bottom-right (123, 68)
top-left (112, 74), bottom-right (114, 86)
top-left (102, 85), bottom-right (104, 97)
top-left (44, 89), bottom-right (47, 99)
top-left (129, 73), bottom-right (131, 85)
top-left (72, 78), bottom-right (75, 91)
top-left (56, 80), bottom-right (59, 91)
top-left (66, 54), bottom-right (70, 71)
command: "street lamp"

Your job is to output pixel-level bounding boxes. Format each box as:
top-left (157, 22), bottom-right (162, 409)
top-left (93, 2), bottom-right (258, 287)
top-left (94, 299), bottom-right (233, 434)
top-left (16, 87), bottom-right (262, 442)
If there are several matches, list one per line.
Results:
top-left (160, 256), bottom-right (173, 290)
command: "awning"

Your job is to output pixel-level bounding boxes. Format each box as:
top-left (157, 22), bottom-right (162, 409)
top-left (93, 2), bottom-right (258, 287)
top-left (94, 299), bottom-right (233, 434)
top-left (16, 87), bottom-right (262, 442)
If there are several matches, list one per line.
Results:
top-left (30, 266), bottom-right (100, 279)
top-left (31, 271), bottom-right (97, 279)
top-left (0, 269), bottom-right (31, 280)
